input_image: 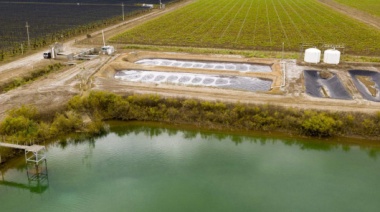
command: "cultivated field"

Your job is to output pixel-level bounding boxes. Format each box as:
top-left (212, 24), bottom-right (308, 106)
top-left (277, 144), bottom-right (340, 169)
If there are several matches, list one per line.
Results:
top-left (111, 0), bottom-right (380, 55)
top-left (334, 0), bottom-right (380, 17)
top-left (0, 2), bottom-right (144, 50)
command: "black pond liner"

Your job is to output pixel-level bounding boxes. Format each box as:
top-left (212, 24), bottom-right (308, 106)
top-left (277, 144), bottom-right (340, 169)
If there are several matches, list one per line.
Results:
top-left (304, 70), bottom-right (352, 100)
top-left (349, 70), bottom-right (380, 102)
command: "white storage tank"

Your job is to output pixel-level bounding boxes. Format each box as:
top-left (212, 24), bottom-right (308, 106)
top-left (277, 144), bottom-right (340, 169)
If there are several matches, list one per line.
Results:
top-left (323, 49), bottom-right (340, 65)
top-left (304, 48), bottom-right (321, 63)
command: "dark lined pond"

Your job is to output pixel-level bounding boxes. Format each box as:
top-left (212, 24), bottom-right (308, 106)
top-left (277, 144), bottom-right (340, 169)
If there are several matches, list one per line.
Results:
top-left (1, 123), bottom-right (380, 211)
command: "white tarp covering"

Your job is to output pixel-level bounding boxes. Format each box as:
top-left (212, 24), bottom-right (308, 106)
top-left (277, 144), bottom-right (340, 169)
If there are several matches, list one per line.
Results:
top-left (115, 70), bottom-right (272, 92)
top-left (135, 59), bottom-right (272, 73)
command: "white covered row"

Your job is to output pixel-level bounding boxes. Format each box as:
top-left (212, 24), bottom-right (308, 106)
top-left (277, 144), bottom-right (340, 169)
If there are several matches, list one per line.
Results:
top-left (135, 59), bottom-right (272, 73)
top-left (115, 70), bottom-right (272, 92)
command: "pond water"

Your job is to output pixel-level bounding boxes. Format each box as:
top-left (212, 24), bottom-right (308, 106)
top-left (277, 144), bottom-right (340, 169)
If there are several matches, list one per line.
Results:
top-left (1, 123), bottom-right (380, 212)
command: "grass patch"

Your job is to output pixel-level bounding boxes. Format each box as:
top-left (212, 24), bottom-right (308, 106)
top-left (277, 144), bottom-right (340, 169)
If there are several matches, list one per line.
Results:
top-left (0, 63), bottom-right (64, 93)
top-left (357, 76), bottom-right (378, 97)
top-left (122, 44), bottom-right (299, 59)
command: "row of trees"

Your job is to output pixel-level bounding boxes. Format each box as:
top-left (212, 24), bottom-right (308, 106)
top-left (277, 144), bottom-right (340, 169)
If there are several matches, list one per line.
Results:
top-left (2, 91), bottom-right (380, 146)
top-left (66, 91), bottom-right (380, 139)
top-left (0, 9), bottom-right (148, 62)
top-left (1, 91), bottom-right (380, 161)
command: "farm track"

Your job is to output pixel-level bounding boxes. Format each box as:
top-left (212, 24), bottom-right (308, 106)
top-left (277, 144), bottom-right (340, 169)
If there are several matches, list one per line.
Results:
top-left (317, 0), bottom-right (380, 30)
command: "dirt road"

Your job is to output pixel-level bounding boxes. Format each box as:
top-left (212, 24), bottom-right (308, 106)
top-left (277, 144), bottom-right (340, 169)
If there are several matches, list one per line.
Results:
top-left (0, 0), bottom-right (194, 76)
top-left (317, 0), bottom-right (380, 30)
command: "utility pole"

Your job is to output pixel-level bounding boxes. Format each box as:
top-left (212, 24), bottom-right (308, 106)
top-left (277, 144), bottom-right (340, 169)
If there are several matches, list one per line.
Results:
top-left (102, 30), bottom-right (106, 47)
top-left (26, 22), bottom-right (31, 50)
top-left (159, 0), bottom-right (162, 9)
top-left (121, 3), bottom-right (124, 21)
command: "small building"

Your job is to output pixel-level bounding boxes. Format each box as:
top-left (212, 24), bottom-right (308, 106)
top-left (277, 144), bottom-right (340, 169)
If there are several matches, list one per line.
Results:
top-left (43, 42), bottom-right (63, 59)
top-left (101, 45), bottom-right (115, 55)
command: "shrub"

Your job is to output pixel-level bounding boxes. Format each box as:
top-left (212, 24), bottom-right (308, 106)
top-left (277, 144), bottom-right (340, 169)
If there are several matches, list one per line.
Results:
top-left (50, 111), bottom-right (83, 135)
top-left (301, 113), bottom-right (341, 137)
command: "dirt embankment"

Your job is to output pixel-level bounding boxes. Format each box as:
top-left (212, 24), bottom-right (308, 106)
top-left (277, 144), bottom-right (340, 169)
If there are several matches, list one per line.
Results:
top-left (94, 51), bottom-right (380, 114)
top-left (317, 0), bottom-right (380, 30)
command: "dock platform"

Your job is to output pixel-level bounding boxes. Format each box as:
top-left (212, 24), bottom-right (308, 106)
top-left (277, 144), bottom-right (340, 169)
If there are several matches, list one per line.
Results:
top-left (0, 142), bottom-right (46, 164)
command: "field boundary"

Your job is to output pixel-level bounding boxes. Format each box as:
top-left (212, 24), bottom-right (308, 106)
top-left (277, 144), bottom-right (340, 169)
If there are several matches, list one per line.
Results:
top-left (317, 0), bottom-right (380, 30)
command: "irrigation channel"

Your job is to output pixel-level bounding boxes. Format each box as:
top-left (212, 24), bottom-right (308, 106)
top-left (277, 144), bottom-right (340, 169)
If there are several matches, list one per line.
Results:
top-left (1, 122), bottom-right (380, 211)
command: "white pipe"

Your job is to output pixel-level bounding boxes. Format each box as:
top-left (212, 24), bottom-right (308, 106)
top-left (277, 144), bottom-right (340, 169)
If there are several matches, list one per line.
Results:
top-left (102, 30), bottom-right (106, 47)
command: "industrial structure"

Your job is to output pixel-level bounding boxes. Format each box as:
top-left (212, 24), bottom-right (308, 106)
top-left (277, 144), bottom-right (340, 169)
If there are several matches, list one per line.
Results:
top-left (0, 142), bottom-right (48, 186)
top-left (304, 48), bottom-right (321, 64)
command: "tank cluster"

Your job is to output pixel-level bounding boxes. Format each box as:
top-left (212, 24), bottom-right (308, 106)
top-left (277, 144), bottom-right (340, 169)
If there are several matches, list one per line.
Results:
top-left (304, 48), bottom-right (341, 64)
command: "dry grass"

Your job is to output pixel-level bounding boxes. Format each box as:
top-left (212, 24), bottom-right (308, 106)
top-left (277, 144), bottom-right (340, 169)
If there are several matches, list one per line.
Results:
top-left (357, 76), bottom-right (377, 97)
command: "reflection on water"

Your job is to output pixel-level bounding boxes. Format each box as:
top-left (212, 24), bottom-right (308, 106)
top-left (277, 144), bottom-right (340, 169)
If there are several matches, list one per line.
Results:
top-left (110, 123), bottom-right (380, 159)
top-left (1, 122), bottom-right (380, 212)
top-left (1, 160), bottom-right (49, 194)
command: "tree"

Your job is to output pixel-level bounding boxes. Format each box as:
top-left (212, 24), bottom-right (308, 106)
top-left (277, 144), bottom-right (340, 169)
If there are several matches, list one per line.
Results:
top-left (301, 113), bottom-right (340, 137)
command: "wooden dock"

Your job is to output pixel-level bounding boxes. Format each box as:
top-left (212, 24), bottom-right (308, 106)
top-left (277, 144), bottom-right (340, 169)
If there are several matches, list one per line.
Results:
top-left (0, 142), bottom-right (46, 164)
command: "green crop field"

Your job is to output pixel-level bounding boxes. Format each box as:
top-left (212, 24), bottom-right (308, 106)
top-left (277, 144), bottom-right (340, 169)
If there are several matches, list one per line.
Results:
top-left (334, 0), bottom-right (380, 17)
top-left (111, 0), bottom-right (380, 55)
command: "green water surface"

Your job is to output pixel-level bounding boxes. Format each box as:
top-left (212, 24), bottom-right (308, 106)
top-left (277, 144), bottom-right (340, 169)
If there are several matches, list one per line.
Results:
top-left (1, 123), bottom-right (380, 212)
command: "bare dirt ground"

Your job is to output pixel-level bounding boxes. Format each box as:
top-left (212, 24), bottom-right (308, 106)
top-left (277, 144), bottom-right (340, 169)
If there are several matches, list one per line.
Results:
top-left (0, 0), bottom-right (380, 122)
top-left (317, 0), bottom-right (380, 30)
top-left (93, 51), bottom-right (380, 113)
top-left (0, 0), bottom-right (195, 120)
top-left (0, 0), bottom-right (195, 81)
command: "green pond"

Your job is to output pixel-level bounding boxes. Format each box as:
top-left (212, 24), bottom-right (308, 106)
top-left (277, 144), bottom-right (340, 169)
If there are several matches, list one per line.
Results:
top-left (1, 122), bottom-right (380, 212)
